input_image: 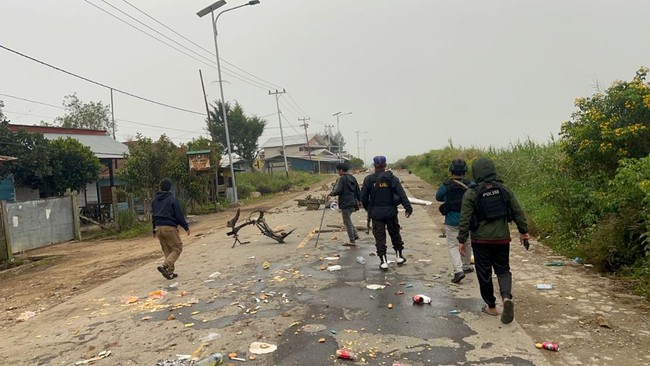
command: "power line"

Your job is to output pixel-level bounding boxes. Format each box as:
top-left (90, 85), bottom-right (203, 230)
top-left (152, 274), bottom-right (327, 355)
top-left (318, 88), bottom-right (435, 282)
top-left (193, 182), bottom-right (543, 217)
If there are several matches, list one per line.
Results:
top-left (0, 93), bottom-right (65, 110)
top-left (119, 0), bottom-right (284, 90)
top-left (285, 92), bottom-right (309, 117)
top-left (84, 0), bottom-right (274, 91)
top-left (0, 43), bottom-right (205, 115)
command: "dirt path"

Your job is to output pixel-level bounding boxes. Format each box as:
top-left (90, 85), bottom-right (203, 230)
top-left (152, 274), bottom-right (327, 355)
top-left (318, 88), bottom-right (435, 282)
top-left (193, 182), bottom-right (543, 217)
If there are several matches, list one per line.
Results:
top-left (0, 180), bottom-right (332, 331)
top-left (399, 170), bottom-right (650, 366)
top-left (2, 172), bottom-right (649, 365)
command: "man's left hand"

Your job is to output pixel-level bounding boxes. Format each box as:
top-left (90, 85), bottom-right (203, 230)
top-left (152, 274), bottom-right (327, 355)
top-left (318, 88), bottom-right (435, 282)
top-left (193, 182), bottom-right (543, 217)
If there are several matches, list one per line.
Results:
top-left (459, 243), bottom-right (466, 256)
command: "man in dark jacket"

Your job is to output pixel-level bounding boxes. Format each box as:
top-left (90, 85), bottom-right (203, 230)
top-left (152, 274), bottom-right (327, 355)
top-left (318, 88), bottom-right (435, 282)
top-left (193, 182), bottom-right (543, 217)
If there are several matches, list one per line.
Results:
top-left (436, 159), bottom-right (474, 284)
top-left (361, 155), bottom-right (413, 270)
top-left (328, 162), bottom-right (361, 246)
top-left (458, 157), bottom-right (530, 324)
top-left (152, 178), bottom-right (190, 280)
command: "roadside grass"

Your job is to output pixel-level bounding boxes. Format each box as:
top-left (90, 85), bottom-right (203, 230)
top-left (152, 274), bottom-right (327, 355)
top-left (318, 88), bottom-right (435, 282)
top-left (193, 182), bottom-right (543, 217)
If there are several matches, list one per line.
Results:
top-left (395, 140), bottom-right (650, 299)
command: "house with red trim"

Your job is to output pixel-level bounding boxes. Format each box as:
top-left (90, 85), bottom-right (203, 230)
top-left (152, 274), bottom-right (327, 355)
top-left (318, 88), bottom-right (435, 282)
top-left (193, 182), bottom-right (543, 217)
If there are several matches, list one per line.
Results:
top-left (5, 125), bottom-right (128, 217)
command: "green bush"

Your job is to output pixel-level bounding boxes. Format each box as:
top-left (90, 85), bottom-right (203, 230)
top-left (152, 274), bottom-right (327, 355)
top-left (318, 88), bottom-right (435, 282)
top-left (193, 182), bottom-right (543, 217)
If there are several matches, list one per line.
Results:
top-left (117, 209), bottom-right (138, 231)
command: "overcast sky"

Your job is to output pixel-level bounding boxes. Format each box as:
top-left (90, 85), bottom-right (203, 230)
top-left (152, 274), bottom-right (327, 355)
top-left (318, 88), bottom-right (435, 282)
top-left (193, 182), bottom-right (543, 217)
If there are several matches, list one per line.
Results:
top-left (1, 0), bottom-right (648, 163)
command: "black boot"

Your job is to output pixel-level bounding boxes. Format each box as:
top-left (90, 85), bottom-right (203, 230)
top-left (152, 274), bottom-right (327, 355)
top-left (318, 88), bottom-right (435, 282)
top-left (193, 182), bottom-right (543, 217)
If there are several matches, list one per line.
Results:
top-left (396, 250), bottom-right (406, 265)
top-left (379, 255), bottom-right (388, 271)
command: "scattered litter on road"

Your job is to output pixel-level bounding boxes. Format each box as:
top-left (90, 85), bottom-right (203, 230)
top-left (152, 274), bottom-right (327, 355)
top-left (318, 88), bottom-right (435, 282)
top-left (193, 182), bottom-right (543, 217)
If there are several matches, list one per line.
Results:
top-left (412, 295), bottom-right (432, 304)
top-left (395, 290), bottom-right (405, 295)
top-left (596, 314), bottom-right (612, 328)
top-left (369, 295), bottom-right (375, 300)
top-left (431, 275), bottom-right (441, 280)
top-left (318, 338), bottom-right (326, 343)
top-left (327, 265), bottom-right (342, 271)
top-left (329, 329), bottom-right (337, 334)
top-left (290, 321), bottom-right (301, 327)
top-left (404, 284), bottom-right (414, 288)
top-left (535, 342), bottom-right (559, 351)
top-left (546, 261), bottom-right (564, 266)
top-left (249, 342), bottom-right (278, 354)
top-left (208, 271), bottom-right (221, 278)
top-left (387, 303), bottom-right (393, 309)
top-left (141, 316), bottom-right (152, 321)
top-left (16, 311), bottom-right (37, 322)
top-left (417, 259), bottom-right (432, 262)
top-left (149, 290), bottom-right (167, 299)
top-left (263, 261), bottom-right (270, 269)
top-left (584, 264), bottom-right (594, 268)
top-left (336, 349), bottom-right (358, 361)
top-left (324, 256), bottom-right (339, 261)
top-left (449, 310), bottom-right (461, 314)
top-left (366, 284), bottom-right (386, 290)
top-left (302, 324), bottom-right (327, 332)
top-left (74, 350), bottom-right (111, 365)
top-left (168, 282), bottom-right (179, 288)
top-left (536, 284), bottom-right (553, 290)
top-left (121, 296), bottom-right (139, 304)
top-left (200, 333), bottom-right (221, 343)
top-left (184, 323), bottom-right (194, 327)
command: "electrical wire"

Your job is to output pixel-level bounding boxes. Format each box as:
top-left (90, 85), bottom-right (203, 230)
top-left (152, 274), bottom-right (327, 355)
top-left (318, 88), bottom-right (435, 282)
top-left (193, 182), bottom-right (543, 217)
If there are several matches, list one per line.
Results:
top-left (0, 43), bottom-right (205, 115)
top-left (119, 0), bottom-right (284, 90)
top-left (84, 0), bottom-right (274, 91)
top-left (285, 92), bottom-right (309, 117)
top-left (0, 93), bottom-right (65, 110)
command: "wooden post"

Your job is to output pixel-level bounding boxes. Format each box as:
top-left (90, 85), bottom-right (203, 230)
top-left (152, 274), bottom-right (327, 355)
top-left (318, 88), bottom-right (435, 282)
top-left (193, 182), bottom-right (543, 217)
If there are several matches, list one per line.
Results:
top-left (71, 192), bottom-right (82, 241)
top-left (0, 201), bottom-right (13, 261)
top-left (111, 187), bottom-right (119, 230)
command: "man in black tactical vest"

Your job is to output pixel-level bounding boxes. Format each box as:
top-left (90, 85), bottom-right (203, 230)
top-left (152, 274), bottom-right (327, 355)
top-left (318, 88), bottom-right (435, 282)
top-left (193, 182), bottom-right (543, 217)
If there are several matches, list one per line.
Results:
top-left (457, 157), bottom-right (530, 324)
top-left (361, 155), bottom-right (413, 271)
top-left (436, 159), bottom-right (474, 284)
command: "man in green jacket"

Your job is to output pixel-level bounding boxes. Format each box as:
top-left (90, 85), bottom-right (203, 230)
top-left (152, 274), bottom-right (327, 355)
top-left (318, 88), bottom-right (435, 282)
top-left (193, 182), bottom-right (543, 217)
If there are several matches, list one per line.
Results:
top-left (458, 157), bottom-right (530, 324)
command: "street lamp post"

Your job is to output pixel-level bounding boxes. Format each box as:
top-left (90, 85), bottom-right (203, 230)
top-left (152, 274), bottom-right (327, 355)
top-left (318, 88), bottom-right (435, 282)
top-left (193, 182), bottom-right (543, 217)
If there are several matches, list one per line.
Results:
top-left (332, 111), bottom-right (352, 162)
top-left (197, 0), bottom-right (260, 205)
top-left (355, 130), bottom-right (367, 160)
top-left (363, 138), bottom-right (372, 166)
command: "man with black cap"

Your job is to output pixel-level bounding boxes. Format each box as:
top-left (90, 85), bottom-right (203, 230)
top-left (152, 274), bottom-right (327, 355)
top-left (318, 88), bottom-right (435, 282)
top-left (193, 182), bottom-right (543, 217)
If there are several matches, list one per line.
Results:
top-left (436, 159), bottom-right (474, 284)
top-left (152, 178), bottom-right (190, 280)
top-left (361, 155), bottom-right (413, 270)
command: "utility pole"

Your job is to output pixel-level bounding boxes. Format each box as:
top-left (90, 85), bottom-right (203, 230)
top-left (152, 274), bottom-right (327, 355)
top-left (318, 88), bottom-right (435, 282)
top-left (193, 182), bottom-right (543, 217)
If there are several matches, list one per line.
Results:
top-left (298, 117), bottom-right (312, 161)
top-left (355, 131), bottom-right (367, 160)
top-left (325, 125), bottom-right (334, 152)
top-left (332, 111), bottom-right (352, 162)
top-left (363, 138), bottom-right (371, 166)
top-left (269, 89), bottom-right (289, 178)
top-left (110, 88), bottom-right (116, 139)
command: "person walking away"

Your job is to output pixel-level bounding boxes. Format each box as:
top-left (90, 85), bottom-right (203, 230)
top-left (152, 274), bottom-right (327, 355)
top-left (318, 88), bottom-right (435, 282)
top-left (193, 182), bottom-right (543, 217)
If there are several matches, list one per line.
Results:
top-left (457, 157), bottom-right (530, 324)
top-left (361, 155), bottom-right (413, 270)
top-left (152, 178), bottom-right (190, 280)
top-left (436, 159), bottom-right (474, 284)
top-left (328, 162), bottom-right (362, 246)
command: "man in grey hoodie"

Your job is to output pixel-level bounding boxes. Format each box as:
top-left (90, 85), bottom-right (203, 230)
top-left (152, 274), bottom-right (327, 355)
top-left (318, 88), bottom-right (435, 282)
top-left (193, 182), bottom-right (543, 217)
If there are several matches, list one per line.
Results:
top-left (152, 178), bottom-right (190, 279)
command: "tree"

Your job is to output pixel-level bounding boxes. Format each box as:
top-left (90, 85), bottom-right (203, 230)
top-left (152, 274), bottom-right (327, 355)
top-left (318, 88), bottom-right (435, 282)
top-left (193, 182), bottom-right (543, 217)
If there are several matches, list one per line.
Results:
top-left (0, 100), bottom-right (8, 123)
top-left (560, 67), bottom-right (650, 178)
top-left (207, 101), bottom-right (266, 164)
top-left (348, 157), bottom-right (365, 170)
top-left (43, 138), bottom-right (101, 196)
top-left (55, 94), bottom-right (113, 131)
top-left (0, 121), bottom-right (52, 189)
top-left (119, 134), bottom-right (186, 215)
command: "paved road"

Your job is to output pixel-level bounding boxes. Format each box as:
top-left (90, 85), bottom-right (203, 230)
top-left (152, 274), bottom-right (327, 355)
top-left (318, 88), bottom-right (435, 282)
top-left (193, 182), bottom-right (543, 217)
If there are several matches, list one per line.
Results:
top-left (0, 176), bottom-right (549, 366)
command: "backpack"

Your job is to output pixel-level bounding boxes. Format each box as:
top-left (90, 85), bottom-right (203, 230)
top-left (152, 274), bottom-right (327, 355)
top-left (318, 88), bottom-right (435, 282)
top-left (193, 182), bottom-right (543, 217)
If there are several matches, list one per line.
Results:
top-left (475, 181), bottom-right (512, 222)
top-left (439, 179), bottom-right (469, 215)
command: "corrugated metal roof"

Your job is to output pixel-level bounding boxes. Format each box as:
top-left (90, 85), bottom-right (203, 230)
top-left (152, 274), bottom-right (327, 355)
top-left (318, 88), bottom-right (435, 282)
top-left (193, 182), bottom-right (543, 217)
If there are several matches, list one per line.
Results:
top-left (44, 133), bottom-right (129, 159)
top-left (261, 134), bottom-right (328, 149)
top-left (8, 124), bottom-right (128, 159)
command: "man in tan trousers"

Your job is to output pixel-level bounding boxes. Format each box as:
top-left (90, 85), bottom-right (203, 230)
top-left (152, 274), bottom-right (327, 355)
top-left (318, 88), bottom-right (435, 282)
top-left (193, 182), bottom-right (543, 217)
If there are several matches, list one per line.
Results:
top-left (152, 178), bottom-right (190, 279)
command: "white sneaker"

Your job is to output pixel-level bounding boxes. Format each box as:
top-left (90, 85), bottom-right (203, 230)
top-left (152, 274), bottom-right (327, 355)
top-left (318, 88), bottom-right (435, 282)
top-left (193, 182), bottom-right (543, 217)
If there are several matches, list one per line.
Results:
top-left (396, 257), bottom-right (406, 265)
top-left (379, 262), bottom-right (388, 270)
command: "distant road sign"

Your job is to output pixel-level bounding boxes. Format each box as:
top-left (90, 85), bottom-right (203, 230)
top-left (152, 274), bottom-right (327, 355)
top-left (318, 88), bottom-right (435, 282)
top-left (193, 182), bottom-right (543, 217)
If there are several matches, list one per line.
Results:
top-left (252, 159), bottom-right (264, 171)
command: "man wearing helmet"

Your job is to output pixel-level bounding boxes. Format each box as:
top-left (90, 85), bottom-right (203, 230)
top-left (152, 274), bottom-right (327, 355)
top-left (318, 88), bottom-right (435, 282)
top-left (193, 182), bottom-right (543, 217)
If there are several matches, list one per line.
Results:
top-left (361, 155), bottom-right (413, 270)
top-left (436, 159), bottom-right (474, 284)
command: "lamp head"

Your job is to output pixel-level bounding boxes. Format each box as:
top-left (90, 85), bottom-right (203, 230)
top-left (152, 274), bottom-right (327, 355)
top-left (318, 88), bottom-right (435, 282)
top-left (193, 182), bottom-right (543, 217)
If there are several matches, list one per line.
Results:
top-left (197, 0), bottom-right (227, 17)
top-left (248, 0), bottom-right (260, 4)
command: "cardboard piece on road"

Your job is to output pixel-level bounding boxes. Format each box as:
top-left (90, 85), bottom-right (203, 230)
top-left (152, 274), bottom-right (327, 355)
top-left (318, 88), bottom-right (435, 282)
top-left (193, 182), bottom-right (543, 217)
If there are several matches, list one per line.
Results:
top-left (249, 342), bottom-right (278, 354)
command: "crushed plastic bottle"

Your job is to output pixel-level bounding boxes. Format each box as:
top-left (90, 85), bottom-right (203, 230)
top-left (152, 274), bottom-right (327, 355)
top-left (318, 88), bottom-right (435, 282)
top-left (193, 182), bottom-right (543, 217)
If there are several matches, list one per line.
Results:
top-left (194, 353), bottom-right (224, 366)
top-left (535, 342), bottom-right (559, 351)
top-left (336, 349), bottom-right (358, 361)
top-left (356, 256), bottom-right (366, 264)
top-left (412, 294), bottom-right (432, 304)
top-left (327, 265), bottom-right (342, 272)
